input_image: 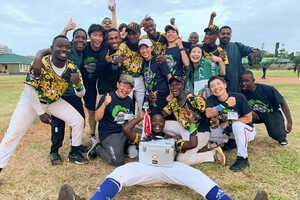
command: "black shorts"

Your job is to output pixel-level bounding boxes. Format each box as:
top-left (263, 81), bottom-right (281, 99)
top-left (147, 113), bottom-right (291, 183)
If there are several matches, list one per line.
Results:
top-left (82, 74), bottom-right (98, 111)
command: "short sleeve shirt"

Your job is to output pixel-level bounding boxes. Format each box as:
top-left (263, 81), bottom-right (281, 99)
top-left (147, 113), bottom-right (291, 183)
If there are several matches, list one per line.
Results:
top-left (242, 83), bottom-right (283, 113)
top-left (165, 46), bottom-right (185, 77)
top-left (97, 91), bottom-right (134, 141)
top-left (163, 93), bottom-right (209, 134)
top-left (206, 92), bottom-right (252, 126)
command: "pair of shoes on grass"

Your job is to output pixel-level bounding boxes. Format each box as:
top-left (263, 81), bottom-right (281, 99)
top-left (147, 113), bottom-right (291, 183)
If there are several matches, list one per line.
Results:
top-left (50, 148), bottom-right (88, 166)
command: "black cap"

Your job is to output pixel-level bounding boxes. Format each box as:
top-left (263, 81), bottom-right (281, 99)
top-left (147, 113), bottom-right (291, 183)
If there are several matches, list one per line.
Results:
top-left (168, 76), bottom-right (184, 84)
top-left (126, 22), bottom-right (141, 34)
top-left (165, 24), bottom-right (179, 34)
top-left (204, 24), bottom-right (220, 34)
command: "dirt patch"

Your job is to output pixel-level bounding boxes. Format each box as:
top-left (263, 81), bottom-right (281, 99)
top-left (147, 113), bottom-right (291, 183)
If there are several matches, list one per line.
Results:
top-left (257, 77), bottom-right (300, 84)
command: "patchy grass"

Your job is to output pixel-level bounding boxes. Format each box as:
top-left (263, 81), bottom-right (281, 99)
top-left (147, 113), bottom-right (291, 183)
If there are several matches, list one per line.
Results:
top-left (0, 73), bottom-right (300, 200)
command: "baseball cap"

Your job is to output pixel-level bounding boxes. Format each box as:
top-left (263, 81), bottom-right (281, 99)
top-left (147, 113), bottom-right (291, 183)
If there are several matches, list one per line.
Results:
top-left (126, 22), bottom-right (141, 34)
top-left (138, 38), bottom-right (153, 48)
top-left (165, 24), bottom-right (179, 34)
top-left (119, 74), bottom-right (135, 87)
top-left (204, 24), bottom-right (220, 34)
top-left (168, 76), bottom-right (184, 84)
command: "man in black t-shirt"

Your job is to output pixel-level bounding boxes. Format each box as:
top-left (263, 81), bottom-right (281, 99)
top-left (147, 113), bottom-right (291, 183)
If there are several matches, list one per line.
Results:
top-left (206, 76), bottom-right (256, 172)
top-left (96, 28), bottom-right (122, 95)
top-left (138, 38), bottom-right (171, 112)
top-left (164, 25), bottom-right (190, 77)
top-left (240, 70), bottom-right (292, 145)
top-left (80, 24), bottom-right (108, 144)
top-left (87, 75), bottom-right (134, 166)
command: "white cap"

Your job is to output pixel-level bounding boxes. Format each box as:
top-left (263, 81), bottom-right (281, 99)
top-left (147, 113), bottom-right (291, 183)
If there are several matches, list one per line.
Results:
top-left (138, 38), bottom-right (153, 48)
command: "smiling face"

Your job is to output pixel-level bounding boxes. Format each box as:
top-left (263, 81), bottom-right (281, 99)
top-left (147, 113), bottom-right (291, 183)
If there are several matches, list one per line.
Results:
top-left (72, 30), bottom-right (87, 52)
top-left (189, 46), bottom-right (202, 63)
top-left (169, 80), bottom-right (184, 97)
top-left (143, 20), bottom-right (157, 38)
top-left (188, 32), bottom-right (199, 44)
top-left (127, 31), bottom-right (140, 45)
top-left (102, 18), bottom-right (112, 30)
top-left (209, 78), bottom-right (227, 97)
top-left (90, 31), bottom-right (104, 50)
top-left (116, 82), bottom-right (133, 99)
top-left (107, 31), bottom-right (121, 50)
top-left (219, 28), bottom-right (232, 45)
top-left (166, 29), bottom-right (178, 43)
top-left (205, 31), bottom-right (217, 45)
top-left (51, 38), bottom-right (71, 62)
top-left (151, 114), bottom-right (165, 134)
top-left (139, 45), bottom-right (153, 61)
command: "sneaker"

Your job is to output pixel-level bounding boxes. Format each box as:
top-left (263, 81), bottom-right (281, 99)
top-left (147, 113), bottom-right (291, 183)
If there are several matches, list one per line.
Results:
top-left (253, 190), bottom-right (268, 200)
top-left (222, 139), bottom-right (237, 151)
top-left (78, 144), bottom-right (89, 153)
top-left (87, 143), bottom-right (99, 160)
top-left (89, 134), bottom-right (97, 144)
top-left (58, 184), bottom-right (85, 200)
top-left (279, 139), bottom-right (288, 146)
top-left (214, 146), bottom-right (226, 166)
top-left (68, 152), bottom-right (88, 165)
top-left (50, 152), bottom-right (63, 166)
top-left (0, 168), bottom-right (2, 173)
top-left (230, 156), bottom-right (249, 172)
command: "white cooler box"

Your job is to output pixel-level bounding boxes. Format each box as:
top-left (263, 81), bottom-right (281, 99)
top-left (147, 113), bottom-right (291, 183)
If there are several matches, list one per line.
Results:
top-left (139, 138), bottom-right (175, 167)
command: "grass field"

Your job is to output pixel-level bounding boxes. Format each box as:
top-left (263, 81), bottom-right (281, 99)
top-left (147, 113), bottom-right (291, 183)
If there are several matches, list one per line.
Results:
top-left (0, 70), bottom-right (299, 200)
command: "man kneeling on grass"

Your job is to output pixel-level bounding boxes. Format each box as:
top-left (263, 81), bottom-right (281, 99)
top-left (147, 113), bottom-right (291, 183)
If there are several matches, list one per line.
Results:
top-left (0, 35), bottom-right (87, 173)
top-left (87, 74), bottom-right (134, 166)
top-left (206, 76), bottom-right (256, 172)
top-left (240, 70), bottom-right (292, 146)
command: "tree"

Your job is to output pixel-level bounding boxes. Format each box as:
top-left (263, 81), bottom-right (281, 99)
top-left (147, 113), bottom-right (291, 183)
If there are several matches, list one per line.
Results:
top-left (275, 42), bottom-right (280, 57)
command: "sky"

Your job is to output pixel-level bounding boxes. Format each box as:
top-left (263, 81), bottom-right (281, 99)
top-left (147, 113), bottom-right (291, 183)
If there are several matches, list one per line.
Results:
top-left (0, 0), bottom-right (299, 56)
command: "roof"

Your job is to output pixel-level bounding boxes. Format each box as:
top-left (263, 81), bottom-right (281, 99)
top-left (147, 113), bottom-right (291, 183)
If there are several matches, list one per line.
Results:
top-left (242, 57), bottom-right (292, 64)
top-left (0, 53), bottom-right (33, 64)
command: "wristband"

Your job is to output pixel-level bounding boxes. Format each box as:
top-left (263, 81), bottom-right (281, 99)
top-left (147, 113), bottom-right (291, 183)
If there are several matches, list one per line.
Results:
top-left (216, 104), bottom-right (225, 112)
top-left (189, 123), bottom-right (197, 133)
top-left (179, 48), bottom-right (185, 52)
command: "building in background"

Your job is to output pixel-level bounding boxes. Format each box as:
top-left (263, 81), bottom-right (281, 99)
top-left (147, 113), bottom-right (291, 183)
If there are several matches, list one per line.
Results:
top-left (0, 44), bottom-right (12, 54)
top-left (0, 54), bottom-right (33, 74)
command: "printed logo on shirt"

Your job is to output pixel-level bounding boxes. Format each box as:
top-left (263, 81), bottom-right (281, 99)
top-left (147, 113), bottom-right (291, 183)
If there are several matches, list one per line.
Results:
top-left (143, 65), bottom-right (157, 91)
top-left (248, 99), bottom-right (272, 113)
top-left (83, 56), bottom-right (97, 75)
top-left (112, 105), bottom-right (131, 124)
top-left (165, 54), bottom-right (177, 75)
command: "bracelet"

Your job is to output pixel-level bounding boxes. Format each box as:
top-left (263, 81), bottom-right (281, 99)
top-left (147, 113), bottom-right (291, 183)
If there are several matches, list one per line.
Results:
top-left (179, 48), bottom-right (185, 52)
top-left (216, 104), bottom-right (225, 112)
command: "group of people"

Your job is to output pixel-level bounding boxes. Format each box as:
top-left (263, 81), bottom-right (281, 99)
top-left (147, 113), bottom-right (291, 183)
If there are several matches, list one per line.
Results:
top-left (0, 3), bottom-right (293, 200)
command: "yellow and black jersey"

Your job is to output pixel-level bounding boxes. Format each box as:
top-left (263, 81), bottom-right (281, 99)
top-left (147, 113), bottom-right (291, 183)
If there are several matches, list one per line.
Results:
top-left (202, 44), bottom-right (229, 65)
top-left (140, 32), bottom-right (168, 55)
top-left (114, 42), bottom-right (143, 77)
top-left (163, 93), bottom-right (209, 135)
top-left (25, 55), bottom-right (83, 104)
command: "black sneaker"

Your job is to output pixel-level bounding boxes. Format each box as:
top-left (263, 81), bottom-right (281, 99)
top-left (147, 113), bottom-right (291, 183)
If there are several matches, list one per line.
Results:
top-left (279, 139), bottom-right (288, 146)
top-left (0, 168), bottom-right (2, 173)
top-left (68, 152), bottom-right (88, 165)
top-left (222, 139), bottom-right (237, 151)
top-left (87, 143), bottom-right (99, 160)
top-left (78, 144), bottom-right (89, 153)
top-left (230, 156), bottom-right (249, 172)
top-left (50, 152), bottom-right (63, 166)
top-left (253, 190), bottom-right (268, 200)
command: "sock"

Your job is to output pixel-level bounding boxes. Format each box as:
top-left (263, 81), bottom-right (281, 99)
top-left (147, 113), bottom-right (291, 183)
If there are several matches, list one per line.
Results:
top-left (90, 178), bottom-right (120, 200)
top-left (70, 146), bottom-right (80, 154)
top-left (206, 185), bottom-right (231, 200)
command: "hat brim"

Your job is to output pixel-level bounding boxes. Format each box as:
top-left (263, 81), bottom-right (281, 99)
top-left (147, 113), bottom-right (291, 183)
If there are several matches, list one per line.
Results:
top-left (168, 77), bottom-right (183, 84)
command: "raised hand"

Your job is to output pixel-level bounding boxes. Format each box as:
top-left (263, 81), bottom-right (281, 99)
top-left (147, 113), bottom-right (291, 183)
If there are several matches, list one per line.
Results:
top-left (65, 18), bottom-right (76, 32)
top-left (184, 104), bottom-right (195, 123)
top-left (105, 50), bottom-right (112, 63)
top-left (226, 97), bottom-right (236, 107)
top-left (149, 91), bottom-right (158, 105)
top-left (104, 93), bottom-right (112, 106)
top-left (70, 73), bottom-right (79, 84)
top-left (209, 53), bottom-right (222, 63)
top-left (39, 113), bottom-right (52, 124)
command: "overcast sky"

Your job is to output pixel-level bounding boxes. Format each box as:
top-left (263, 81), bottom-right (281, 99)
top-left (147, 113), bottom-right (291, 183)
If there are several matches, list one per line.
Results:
top-left (1, 0), bottom-right (299, 56)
